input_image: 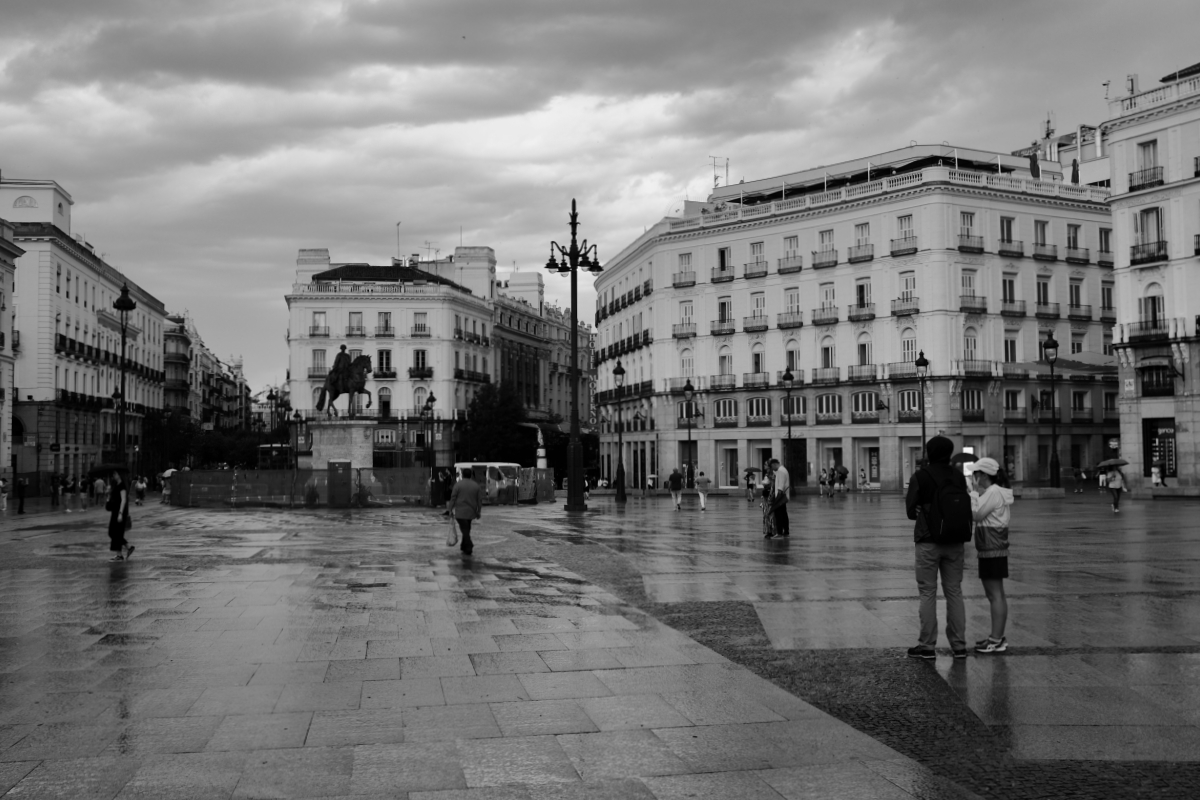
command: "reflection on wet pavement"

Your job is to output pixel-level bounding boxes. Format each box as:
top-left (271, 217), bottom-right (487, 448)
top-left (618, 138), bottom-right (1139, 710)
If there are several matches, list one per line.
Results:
top-left (0, 503), bottom-right (973, 798)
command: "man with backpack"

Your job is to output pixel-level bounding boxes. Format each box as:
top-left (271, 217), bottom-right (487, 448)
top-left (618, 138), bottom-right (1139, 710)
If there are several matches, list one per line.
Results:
top-left (905, 435), bottom-right (972, 660)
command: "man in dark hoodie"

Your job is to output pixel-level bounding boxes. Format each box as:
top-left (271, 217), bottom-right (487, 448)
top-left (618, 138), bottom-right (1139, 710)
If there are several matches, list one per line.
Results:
top-left (905, 435), bottom-right (968, 659)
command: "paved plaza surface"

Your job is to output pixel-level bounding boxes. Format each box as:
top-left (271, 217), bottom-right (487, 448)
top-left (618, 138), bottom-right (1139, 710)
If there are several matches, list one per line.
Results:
top-left (0, 490), bottom-right (1197, 798)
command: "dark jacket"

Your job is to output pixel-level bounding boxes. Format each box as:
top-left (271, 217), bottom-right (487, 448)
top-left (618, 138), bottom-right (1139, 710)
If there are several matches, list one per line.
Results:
top-left (667, 472), bottom-right (683, 491)
top-left (448, 478), bottom-right (484, 521)
top-left (905, 462), bottom-right (967, 544)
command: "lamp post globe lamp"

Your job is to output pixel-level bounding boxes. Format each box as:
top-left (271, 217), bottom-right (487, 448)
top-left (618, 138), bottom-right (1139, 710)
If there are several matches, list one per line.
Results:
top-left (1043, 333), bottom-right (1060, 488)
top-left (423, 393), bottom-right (437, 472)
top-left (682, 378), bottom-right (695, 488)
top-left (113, 283), bottom-right (137, 467)
top-left (545, 199), bottom-right (602, 512)
top-left (915, 350), bottom-right (930, 465)
top-left (612, 360), bottom-right (626, 503)
top-left (781, 367), bottom-right (794, 482)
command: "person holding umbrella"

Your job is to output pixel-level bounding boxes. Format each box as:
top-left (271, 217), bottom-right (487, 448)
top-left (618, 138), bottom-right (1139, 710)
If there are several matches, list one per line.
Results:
top-left (1098, 459), bottom-right (1128, 513)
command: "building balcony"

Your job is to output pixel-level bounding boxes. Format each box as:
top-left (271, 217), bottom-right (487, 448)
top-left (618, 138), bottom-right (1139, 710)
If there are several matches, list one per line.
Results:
top-left (1002, 363), bottom-right (1027, 378)
top-left (848, 364), bottom-right (877, 382)
top-left (1195, 233), bottom-right (1200, 256)
top-left (891, 297), bottom-right (919, 316)
top-left (672, 271), bottom-right (696, 288)
top-left (890, 236), bottom-right (918, 256)
top-left (713, 415), bottom-right (739, 428)
top-left (374, 369), bottom-right (397, 379)
top-left (644, 278), bottom-right (654, 295)
top-left (812, 367), bottom-right (840, 384)
top-left (851, 410), bottom-right (880, 424)
top-left (776, 369), bottom-right (804, 387)
top-left (1000, 300), bottom-right (1027, 317)
top-left (962, 408), bottom-right (986, 422)
top-left (711, 267), bottom-right (736, 283)
top-left (1100, 307), bottom-right (1116, 322)
top-left (1032, 243), bottom-right (1058, 261)
top-left (812, 248), bottom-right (838, 269)
top-left (743, 260), bottom-right (768, 279)
top-left (667, 376), bottom-right (704, 393)
top-left (1036, 407), bottom-right (1060, 422)
top-left (1131, 241), bottom-right (1168, 265)
top-left (959, 295), bottom-right (988, 314)
top-left (777, 312), bottom-right (804, 329)
top-left (710, 374), bottom-right (737, 391)
top-left (1066, 247), bottom-right (1090, 264)
top-left (309, 326), bottom-right (330, 337)
top-left (1035, 302), bottom-right (1060, 319)
top-left (743, 372), bottom-right (770, 389)
top-left (672, 323), bottom-right (697, 339)
top-left (1196, 156), bottom-right (1200, 178)
top-left (11, 330), bottom-right (18, 350)
top-left (1142, 373), bottom-right (1175, 397)
top-left (1003, 407), bottom-right (1026, 422)
top-left (958, 234), bottom-right (984, 253)
top-left (453, 328), bottom-right (464, 340)
top-left (847, 303), bottom-right (875, 321)
top-left (345, 325), bottom-right (366, 337)
top-left (897, 409), bottom-right (923, 422)
top-left (811, 307), bottom-right (839, 325)
top-left (1067, 304), bottom-right (1092, 321)
top-left (165, 378), bottom-right (190, 392)
top-left (816, 412), bottom-right (842, 425)
top-left (377, 325), bottom-right (398, 337)
top-left (1127, 320), bottom-right (1171, 342)
top-left (411, 325), bottom-right (431, 337)
top-left (742, 314), bottom-right (769, 332)
top-left (777, 254), bottom-right (803, 274)
top-left (710, 319), bottom-right (736, 336)
top-left (1129, 165), bottom-right (1164, 192)
top-left (887, 362), bottom-right (918, 380)
top-left (997, 239), bottom-right (1024, 257)
top-left (1072, 409), bottom-right (1095, 424)
top-left (781, 412), bottom-right (806, 425)
top-left (408, 367), bottom-right (433, 379)
top-left (961, 359), bottom-right (994, 377)
top-left (847, 243), bottom-right (874, 263)
top-left (308, 367), bottom-right (328, 378)
top-left (454, 369), bottom-right (490, 384)
top-left (1098, 250), bottom-right (1114, 267)
top-left (165, 351), bottom-right (190, 365)
top-left (746, 414), bottom-right (772, 427)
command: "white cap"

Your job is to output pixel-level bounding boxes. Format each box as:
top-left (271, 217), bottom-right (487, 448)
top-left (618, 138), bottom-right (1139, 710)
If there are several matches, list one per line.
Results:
top-left (968, 457), bottom-right (1000, 476)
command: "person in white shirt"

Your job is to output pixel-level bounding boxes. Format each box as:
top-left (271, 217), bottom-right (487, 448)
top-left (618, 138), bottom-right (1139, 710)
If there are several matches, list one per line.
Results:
top-left (768, 458), bottom-right (790, 537)
top-left (694, 471), bottom-right (712, 511)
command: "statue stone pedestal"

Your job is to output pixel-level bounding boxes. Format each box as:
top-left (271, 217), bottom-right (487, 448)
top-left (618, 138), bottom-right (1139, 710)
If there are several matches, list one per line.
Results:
top-left (303, 419), bottom-right (375, 471)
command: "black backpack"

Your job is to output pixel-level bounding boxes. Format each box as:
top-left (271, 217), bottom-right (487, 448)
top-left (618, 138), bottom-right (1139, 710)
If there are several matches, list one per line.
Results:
top-left (922, 467), bottom-right (973, 543)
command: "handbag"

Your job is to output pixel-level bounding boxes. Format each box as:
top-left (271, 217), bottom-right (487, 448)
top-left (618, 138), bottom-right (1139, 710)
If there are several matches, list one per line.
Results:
top-left (446, 515), bottom-right (458, 547)
top-left (124, 515), bottom-right (132, 531)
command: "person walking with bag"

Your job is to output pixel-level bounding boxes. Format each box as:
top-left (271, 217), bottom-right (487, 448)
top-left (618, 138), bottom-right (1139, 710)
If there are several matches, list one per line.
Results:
top-left (904, 436), bottom-right (971, 660)
top-left (106, 471), bottom-right (133, 562)
top-left (446, 467), bottom-right (483, 557)
top-left (1106, 466), bottom-right (1126, 513)
top-left (967, 458), bottom-right (1014, 654)
top-left (768, 458), bottom-right (790, 537)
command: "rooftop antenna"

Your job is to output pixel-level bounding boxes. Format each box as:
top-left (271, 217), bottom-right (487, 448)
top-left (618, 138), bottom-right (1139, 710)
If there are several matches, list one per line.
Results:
top-left (423, 240), bottom-right (439, 260)
top-left (709, 155), bottom-right (728, 188)
top-left (1103, 81), bottom-right (1111, 100)
top-left (395, 221), bottom-right (402, 257)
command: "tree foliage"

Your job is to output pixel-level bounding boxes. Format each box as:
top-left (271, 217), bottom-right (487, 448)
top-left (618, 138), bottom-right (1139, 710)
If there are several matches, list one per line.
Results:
top-left (462, 381), bottom-right (532, 464)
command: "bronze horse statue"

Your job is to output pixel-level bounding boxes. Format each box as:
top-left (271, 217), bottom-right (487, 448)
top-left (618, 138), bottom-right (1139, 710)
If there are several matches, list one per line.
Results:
top-left (316, 354), bottom-right (373, 417)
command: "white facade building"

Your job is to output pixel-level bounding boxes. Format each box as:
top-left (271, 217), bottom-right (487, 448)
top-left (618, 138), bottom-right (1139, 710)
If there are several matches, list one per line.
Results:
top-left (2, 179), bottom-right (167, 486)
top-left (0, 218), bottom-right (23, 482)
top-left (595, 145), bottom-right (1116, 491)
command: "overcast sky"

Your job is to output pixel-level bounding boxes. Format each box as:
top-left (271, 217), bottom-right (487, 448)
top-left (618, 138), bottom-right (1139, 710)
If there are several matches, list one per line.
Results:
top-left (2, 0), bottom-right (1196, 389)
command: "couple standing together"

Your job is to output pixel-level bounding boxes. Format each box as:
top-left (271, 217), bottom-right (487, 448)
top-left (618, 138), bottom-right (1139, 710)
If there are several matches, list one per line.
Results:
top-left (761, 458), bottom-right (790, 539)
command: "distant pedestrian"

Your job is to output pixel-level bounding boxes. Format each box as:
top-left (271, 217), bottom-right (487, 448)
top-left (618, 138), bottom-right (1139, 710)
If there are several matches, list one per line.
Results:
top-left (858, 468), bottom-right (868, 492)
top-left (967, 458), bottom-right (1013, 654)
top-left (93, 476), bottom-right (107, 508)
top-left (582, 476), bottom-right (590, 502)
top-left (16, 478), bottom-right (26, 514)
top-left (904, 436), bottom-right (971, 660)
top-left (694, 471), bottom-right (711, 511)
top-left (768, 458), bottom-right (790, 537)
top-left (161, 476), bottom-right (172, 505)
top-left (760, 471), bottom-right (776, 538)
top-left (50, 473), bottom-right (59, 508)
top-left (1071, 466), bottom-right (1084, 493)
top-left (0, 477), bottom-right (7, 512)
top-left (447, 467), bottom-right (483, 557)
top-left (106, 471), bottom-right (133, 562)
top-left (668, 468), bottom-right (683, 510)
top-left (837, 469), bottom-right (848, 493)
top-left (817, 468), bottom-right (828, 497)
top-left (1106, 466), bottom-right (1126, 513)
top-left (134, 477), bottom-right (147, 506)
top-left (745, 471), bottom-right (755, 502)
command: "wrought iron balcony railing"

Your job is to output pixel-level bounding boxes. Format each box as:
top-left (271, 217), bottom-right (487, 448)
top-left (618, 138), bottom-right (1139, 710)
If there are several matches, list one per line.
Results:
top-left (848, 303), bottom-right (875, 321)
top-left (1131, 240), bottom-right (1168, 265)
top-left (711, 267), bottom-right (736, 283)
top-left (1032, 243), bottom-right (1058, 260)
top-left (811, 307), bottom-right (839, 325)
top-left (997, 239), bottom-right (1024, 257)
top-left (672, 271), bottom-right (696, 288)
top-left (777, 312), bottom-right (804, 329)
top-left (710, 319), bottom-right (736, 336)
top-left (847, 243), bottom-right (874, 263)
top-left (1067, 304), bottom-right (1092, 321)
top-left (1065, 247), bottom-right (1090, 264)
top-left (1034, 302), bottom-right (1060, 318)
top-left (812, 248), bottom-right (838, 269)
top-left (890, 236), bottom-right (918, 256)
top-left (1001, 300), bottom-right (1026, 316)
top-left (742, 315), bottom-right (769, 332)
top-left (743, 260), bottom-right (768, 279)
top-left (891, 297), bottom-right (919, 316)
top-left (958, 234), bottom-right (984, 253)
top-left (777, 254), bottom-right (803, 273)
top-left (1129, 165), bottom-right (1164, 192)
top-left (959, 295), bottom-right (988, 313)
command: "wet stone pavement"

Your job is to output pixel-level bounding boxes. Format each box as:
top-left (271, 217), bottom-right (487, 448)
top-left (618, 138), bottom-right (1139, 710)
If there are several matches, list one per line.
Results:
top-left (1, 490), bottom-right (1198, 798)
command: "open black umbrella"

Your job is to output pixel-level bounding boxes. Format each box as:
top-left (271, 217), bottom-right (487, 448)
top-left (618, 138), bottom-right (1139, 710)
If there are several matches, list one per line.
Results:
top-left (950, 453), bottom-right (979, 466)
top-left (836, 465), bottom-right (849, 476)
top-left (1097, 458), bottom-right (1128, 468)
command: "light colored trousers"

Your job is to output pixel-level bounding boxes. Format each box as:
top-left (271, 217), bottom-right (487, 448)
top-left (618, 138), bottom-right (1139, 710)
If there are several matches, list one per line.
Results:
top-left (915, 542), bottom-right (966, 650)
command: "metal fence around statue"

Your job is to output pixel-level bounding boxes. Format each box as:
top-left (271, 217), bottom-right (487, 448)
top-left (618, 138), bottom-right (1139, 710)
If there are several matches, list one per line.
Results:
top-left (169, 468), bottom-right (431, 508)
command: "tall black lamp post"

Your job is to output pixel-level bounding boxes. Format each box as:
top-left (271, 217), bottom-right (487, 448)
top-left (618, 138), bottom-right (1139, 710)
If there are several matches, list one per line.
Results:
top-left (682, 378), bottom-right (695, 487)
top-left (915, 350), bottom-right (930, 464)
top-left (545, 199), bottom-right (602, 512)
top-left (612, 359), bottom-right (626, 503)
top-left (113, 284), bottom-right (137, 465)
top-left (267, 389), bottom-right (277, 433)
top-left (1043, 333), bottom-right (1061, 488)
top-left (781, 367), bottom-right (795, 483)
top-left (421, 393), bottom-right (437, 470)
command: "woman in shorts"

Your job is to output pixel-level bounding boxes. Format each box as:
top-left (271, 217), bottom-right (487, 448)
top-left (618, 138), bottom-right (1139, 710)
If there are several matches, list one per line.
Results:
top-left (968, 457), bottom-right (1014, 654)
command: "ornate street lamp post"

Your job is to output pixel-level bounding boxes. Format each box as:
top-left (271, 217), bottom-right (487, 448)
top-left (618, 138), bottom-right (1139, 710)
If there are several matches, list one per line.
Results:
top-left (113, 284), bottom-right (137, 465)
top-left (612, 359), bottom-right (626, 503)
top-left (915, 350), bottom-right (930, 465)
top-left (1043, 333), bottom-right (1061, 488)
top-left (682, 378), bottom-right (695, 486)
top-left (420, 393), bottom-right (437, 470)
top-left (781, 366), bottom-right (794, 485)
top-left (545, 199), bottom-right (602, 512)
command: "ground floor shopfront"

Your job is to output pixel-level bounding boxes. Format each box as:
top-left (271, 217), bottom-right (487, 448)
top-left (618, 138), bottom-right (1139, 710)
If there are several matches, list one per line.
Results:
top-left (601, 421), bottom-right (1119, 492)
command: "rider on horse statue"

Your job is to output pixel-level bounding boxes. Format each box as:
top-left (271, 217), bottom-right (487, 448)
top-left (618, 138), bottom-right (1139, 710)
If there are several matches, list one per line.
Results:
top-left (317, 345), bottom-right (373, 417)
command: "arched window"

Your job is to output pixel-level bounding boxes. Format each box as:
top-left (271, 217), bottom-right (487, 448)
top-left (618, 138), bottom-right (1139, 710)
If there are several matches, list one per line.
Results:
top-left (680, 348), bottom-right (693, 378)
top-left (816, 393), bottom-right (842, 421)
top-left (821, 336), bottom-right (836, 369)
top-left (964, 327), bottom-right (978, 360)
top-left (713, 398), bottom-right (738, 423)
top-left (747, 397), bottom-right (771, 422)
top-left (718, 346), bottom-right (732, 376)
top-left (750, 343), bottom-right (765, 374)
top-left (851, 391), bottom-right (879, 421)
top-left (782, 394), bottom-right (806, 418)
top-left (414, 386), bottom-right (427, 414)
top-left (785, 339), bottom-right (800, 373)
top-left (1140, 282), bottom-right (1164, 326)
top-left (901, 328), bottom-right (917, 362)
top-left (856, 332), bottom-right (873, 365)
top-left (378, 387), bottom-right (392, 417)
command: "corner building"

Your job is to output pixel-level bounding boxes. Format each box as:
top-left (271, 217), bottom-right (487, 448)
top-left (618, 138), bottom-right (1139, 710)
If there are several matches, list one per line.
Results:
top-left (1104, 64), bottom-right (1200, 488)
top-left (595, 145), bottom-right (1116, 491)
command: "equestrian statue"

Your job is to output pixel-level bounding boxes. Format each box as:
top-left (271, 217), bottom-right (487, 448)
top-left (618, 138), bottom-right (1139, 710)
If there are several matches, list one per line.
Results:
top-left (316, 345), bottom-right (373, 417)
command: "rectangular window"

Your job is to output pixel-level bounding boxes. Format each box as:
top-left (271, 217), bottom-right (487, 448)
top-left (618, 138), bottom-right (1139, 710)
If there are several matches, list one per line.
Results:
top-left (1034, 220), bottom-right (1048, 246)
top-left (1100, 228), bottom-right (1112, 253)
top-left (680, 300), bottom-right (693, 321)
top-left (898, 389), bottom-right (919, 412)
top-left (1103, 392), bottom-right (1117, 411)
top-left (1004, 390), bottom-right (1021, 411)
top-left (1037, 280), bottom-right (1050, 305)
top-left (1135, 207), bottom-right (1163, 244)
top-left (312, 349), bottom-right (326, 369)
top-left (960, 211), bottom-right (975, 235)
top-left (377, 350), bottom-right (392, 370)
top-left (718, 248), bottom-right (730, 269)
top-left (752, 351), bottom-right (765, 373)
top-left (898, 215), bottom-right (913, 236)
top-left (785, 287), bottom-right (800, 314)
top-left (349, 348), bottom-right (362, 361)
top-left (817, 394), bottom-right (842, 415)
top-left (1101, 284), bottom-right (1114, 310)
top-left (414, 312), bottom-right (427, 332)
top-left (751, 292), bottom-right (766, 317)
top-left (678, 253), bottom-right (692, 269)
top-left (747, 397), bottom-right (770, 417)
top-left (855, 279), bottom-right (871, 306)
top-left (1002, 276), bottom-right (1016, 303)
top-left (1071, 391), bottom-right (1088, 411)
top-left (1067, 224), bottom-right (1080, 250)
top-left (681, 353), bottom-right (693, 377)
top-left (821, 343), bottom-right (836, 369)
top-left (783, 395), bottom-right (805, 416)
top-left (854, 222), bottom-right (870, 245)
top-left (857, 340), bottom-right (873, 366)
top-left (900, 272), bottom-right (916, 301)
top-left (786, 347), bottom-right (800, 371)
top-left (1138, 140), bottom-right (1159, 169)
top-left (413, 350), bottom-right (426, 369)
top-left (312, 311), bottom-right (326, 327)
top-left (718, 353), bottom-right (733, 375)
top-left (963, 389), bottom-right (983, 411)
top-left (783, 235), bottom-right (799, 253)
top-left (1069, 281), bottom-right (1082, 307)
top-left (964, 332), bottom-right (977, 360)
top-left (1004, 338), bottom-right (1018, 363)
top-left (378, 311), bottom-right (391, 330)
top-left (750, 241), bottom-right (764, 260)
top-left (820, 282), bottom-right (835, 309)
top-left (902, 335), bottom-right (917, 362)
top-left (961, 270), bottom-right (976, 296)
top-left (1000, 217), bottom-right (1015, 243)
top-left (819, 229), bottom-right (834, 247)
top-left (717, 297), bottom-right (732, 322)
top-left (1071, 336), bottom-right (1084, 355)
top-left (852, 392), bottom-right (877, 413)
top-left (714, 398), bottom-right (737, 419)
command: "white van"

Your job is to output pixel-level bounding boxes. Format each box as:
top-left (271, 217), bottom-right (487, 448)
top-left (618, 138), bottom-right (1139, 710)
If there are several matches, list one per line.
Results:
top-left (453, 462), bottom-right (521, 505)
